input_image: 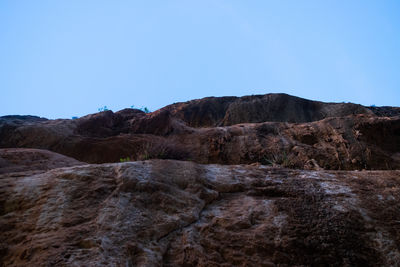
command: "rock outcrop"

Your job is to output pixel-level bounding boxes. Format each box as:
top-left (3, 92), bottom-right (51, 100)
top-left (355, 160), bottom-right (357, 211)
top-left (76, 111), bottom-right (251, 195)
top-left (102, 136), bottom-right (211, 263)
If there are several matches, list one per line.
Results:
top-left (1, 153), bottom-right (399, 266)
top-left (0, 93), bottom-right (399, 170)
top-left (0, 148), bottom-right (84, 174)
top-left (1, 92), bottom-right (399, 266)
top-left (162, 93), bottom-right (376, 127)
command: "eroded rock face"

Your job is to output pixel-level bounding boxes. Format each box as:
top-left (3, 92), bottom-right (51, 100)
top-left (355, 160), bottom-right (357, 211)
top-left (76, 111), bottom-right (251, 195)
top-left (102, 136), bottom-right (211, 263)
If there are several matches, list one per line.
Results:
top-left (1, 157), bottom-right (399, 266)
top-left (162, 93), bottom-right (375, 127)
top-left (0, 148), bottom-right (84, 174)
top-left (1, 93), bottom-right (399, 170)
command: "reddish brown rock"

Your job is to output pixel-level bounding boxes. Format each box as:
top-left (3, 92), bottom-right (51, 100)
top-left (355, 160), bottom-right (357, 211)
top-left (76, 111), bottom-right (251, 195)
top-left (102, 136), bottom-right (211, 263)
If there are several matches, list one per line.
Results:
top-left (162, 93), bottom-right (376, 126)
top-left (0, 148), bottom-right (84, 174)
top-left (1, 94), bottom-right (399, 266)
top-left (1, 158), bottom-right (399, 266)
top-left (0, 94), bottom-right (399, 170)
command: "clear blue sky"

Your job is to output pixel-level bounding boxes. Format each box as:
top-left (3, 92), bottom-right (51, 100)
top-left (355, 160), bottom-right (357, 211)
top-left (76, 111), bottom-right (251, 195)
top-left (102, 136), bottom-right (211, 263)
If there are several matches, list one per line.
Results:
top-left (1, 0), bottom-right (399, 119)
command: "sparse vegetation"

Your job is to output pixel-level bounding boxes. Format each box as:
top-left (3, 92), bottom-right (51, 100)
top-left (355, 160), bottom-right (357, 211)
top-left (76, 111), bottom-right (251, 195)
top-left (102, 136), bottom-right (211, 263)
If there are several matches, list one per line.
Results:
top-left (98, 106), bottom-right (109, 112)
top-left (116, 141), bottom-right (189, 163)
top-left (119, 156), bottom-right (131, 162)
top-left (136, 142), bottom-right (167, 160)
top-left (142, 107), bottom-right (150, 113)
top-left (131, 104), bottom-right (150, 113)
top-left (260, 151), bottom-right (292, 167)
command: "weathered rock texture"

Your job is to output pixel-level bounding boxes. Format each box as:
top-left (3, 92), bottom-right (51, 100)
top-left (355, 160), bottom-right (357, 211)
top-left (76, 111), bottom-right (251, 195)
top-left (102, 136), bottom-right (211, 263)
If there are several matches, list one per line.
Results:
top-left (162, 93), bottom-right (376, 127)
top-left (1, 94), bottom-right (399, 170)
top-left (1, 153), bottom-right (400, 266)
top-left (1, 94), bottom-right (399, 266)
top-left (0, 148), bottom-right (84, 174)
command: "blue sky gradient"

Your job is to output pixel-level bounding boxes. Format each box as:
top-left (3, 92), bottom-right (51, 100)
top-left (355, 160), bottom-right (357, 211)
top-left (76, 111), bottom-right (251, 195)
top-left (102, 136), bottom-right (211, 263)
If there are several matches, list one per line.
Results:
top-left (1, 0), bottom-right (399, 119)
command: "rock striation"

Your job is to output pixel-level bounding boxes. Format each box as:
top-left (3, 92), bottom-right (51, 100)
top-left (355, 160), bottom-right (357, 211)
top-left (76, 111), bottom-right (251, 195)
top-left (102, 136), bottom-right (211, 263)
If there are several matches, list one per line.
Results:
top-left (0, 153), bottom-right (399, 266)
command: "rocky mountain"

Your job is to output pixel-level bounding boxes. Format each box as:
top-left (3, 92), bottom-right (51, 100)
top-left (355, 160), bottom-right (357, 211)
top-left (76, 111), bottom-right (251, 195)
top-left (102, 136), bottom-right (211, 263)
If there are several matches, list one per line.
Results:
top-left (1, 93), bottom-right (400, 266)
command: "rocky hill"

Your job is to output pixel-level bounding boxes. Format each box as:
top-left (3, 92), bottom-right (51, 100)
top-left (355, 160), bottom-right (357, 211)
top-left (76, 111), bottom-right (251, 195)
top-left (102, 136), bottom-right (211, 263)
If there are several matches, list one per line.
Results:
top-left (1, 93), bottom-right (400, 266)
top-left (1, 93), bottom-right (399, 170)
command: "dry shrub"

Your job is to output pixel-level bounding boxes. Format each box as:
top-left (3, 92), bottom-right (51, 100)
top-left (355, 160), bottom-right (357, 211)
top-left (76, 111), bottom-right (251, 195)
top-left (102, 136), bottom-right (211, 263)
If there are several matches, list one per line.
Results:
top-left (134, 140), bottom-right (191, 161)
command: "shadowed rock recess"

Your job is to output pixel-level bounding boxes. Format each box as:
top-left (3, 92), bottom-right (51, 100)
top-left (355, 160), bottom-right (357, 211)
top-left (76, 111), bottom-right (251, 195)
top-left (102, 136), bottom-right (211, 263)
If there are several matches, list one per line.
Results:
top-left (0, 93), bottom-right (400, 266)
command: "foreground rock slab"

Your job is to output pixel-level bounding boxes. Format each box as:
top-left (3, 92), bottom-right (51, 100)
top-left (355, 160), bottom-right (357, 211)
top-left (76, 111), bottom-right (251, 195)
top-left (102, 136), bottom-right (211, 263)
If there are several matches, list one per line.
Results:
top-left (1, 159), bottom-right (399, 266)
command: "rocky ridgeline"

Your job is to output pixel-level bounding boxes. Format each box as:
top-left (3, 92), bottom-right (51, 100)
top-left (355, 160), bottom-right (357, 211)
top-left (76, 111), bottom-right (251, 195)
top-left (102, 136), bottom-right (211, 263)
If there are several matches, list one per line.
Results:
top-left (1, 93), bottom-right (400, 266)
top-left (1, 93), bottom-right (399, 170)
